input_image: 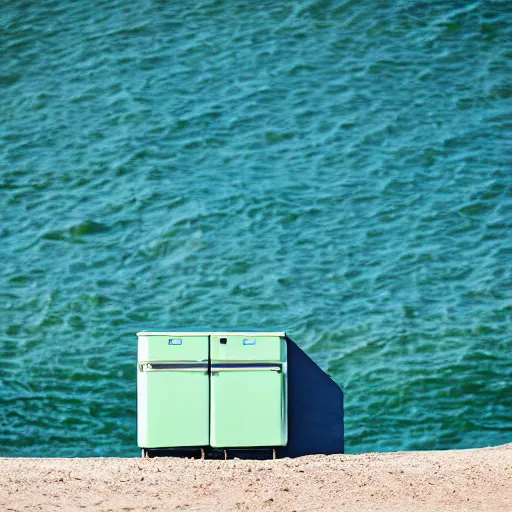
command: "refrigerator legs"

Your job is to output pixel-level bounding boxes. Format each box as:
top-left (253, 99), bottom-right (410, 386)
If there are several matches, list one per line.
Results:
top-left (140, 447), bottom-right (278, 459)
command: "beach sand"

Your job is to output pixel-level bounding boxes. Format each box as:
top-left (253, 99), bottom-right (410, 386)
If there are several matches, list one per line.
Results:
top-left (1, 444), bottom-right (510, 511)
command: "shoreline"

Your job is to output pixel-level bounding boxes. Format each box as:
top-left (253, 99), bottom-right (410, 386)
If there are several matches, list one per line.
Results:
top-left (1, 444), bottom-right (511, 511)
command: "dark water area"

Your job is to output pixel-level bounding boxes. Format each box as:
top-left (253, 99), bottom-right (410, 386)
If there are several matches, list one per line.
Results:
top-left (1, 0), bottom-right (511, 456)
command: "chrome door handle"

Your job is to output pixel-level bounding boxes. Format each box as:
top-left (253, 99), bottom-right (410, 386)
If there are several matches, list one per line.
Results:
top-left (138, 362), bottom-right (209, 372)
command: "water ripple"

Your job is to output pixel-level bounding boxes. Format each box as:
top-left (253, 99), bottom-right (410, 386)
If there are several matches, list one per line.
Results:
top-left (1, 0), bottom-right (511, 456)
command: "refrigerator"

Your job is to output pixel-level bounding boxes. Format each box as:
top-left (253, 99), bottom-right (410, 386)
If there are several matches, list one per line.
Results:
top-left (210, 334), bottom-right (287, 449)
top-left (137, 330), bottom-right (287, 453)
top-left (137, 333), bottom-right (210, 449)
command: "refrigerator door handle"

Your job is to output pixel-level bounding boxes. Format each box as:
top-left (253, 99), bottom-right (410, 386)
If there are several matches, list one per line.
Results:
top-left (138, 362), bottom-right (209, 372)
top-left (211, 363), bottom-right (282, 372)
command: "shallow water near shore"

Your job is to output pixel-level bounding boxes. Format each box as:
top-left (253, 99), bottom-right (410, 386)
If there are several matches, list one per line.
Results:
top-left (1, 1), bottom-right (511, 456)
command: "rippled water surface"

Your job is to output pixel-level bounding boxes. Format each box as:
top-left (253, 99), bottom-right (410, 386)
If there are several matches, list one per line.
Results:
top-left (1, 0), bottom-right (511, 456)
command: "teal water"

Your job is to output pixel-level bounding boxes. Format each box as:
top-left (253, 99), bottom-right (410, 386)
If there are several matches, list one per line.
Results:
top-left (1, 1), bottom-right (511, 457)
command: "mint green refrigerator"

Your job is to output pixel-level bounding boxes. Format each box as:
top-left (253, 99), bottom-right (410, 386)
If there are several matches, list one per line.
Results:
top-left (137, 332), bottom-right (209, 455)
top-left (210, 334), bottom-right (287, 449)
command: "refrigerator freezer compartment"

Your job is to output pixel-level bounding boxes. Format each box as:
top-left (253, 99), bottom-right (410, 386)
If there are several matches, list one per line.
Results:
top-left (210, 335), bottom-right (286, 362)
top-left (138, 334), bottom-right (209, 362)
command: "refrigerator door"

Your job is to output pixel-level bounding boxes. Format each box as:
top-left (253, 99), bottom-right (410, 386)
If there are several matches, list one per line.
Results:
top-left (210, 363), bottom-right (286, 448)
top-left (137, 334), bottom-right (210, 449)
top-left (137, 363), bottom-right (209, 448)
top-left (210, 334), bottom-right (287, 448)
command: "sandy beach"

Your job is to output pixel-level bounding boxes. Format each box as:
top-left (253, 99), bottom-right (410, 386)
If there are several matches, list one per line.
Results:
top-left (1, 444), bottom-right (510, 511)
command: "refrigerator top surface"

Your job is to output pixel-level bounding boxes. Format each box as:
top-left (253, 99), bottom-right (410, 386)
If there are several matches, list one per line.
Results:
top-left (137, 330), bottom-right (286, 337)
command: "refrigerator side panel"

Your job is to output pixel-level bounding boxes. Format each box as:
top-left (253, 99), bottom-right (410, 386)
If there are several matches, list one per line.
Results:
top-left (282, 360), bottom-right (288, 446)
top-left (137, 369), bottom-right (149, 447)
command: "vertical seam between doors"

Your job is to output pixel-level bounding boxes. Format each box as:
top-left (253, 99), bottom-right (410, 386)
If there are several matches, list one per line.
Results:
top-left (208, 334), bottom-right (211, 448)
